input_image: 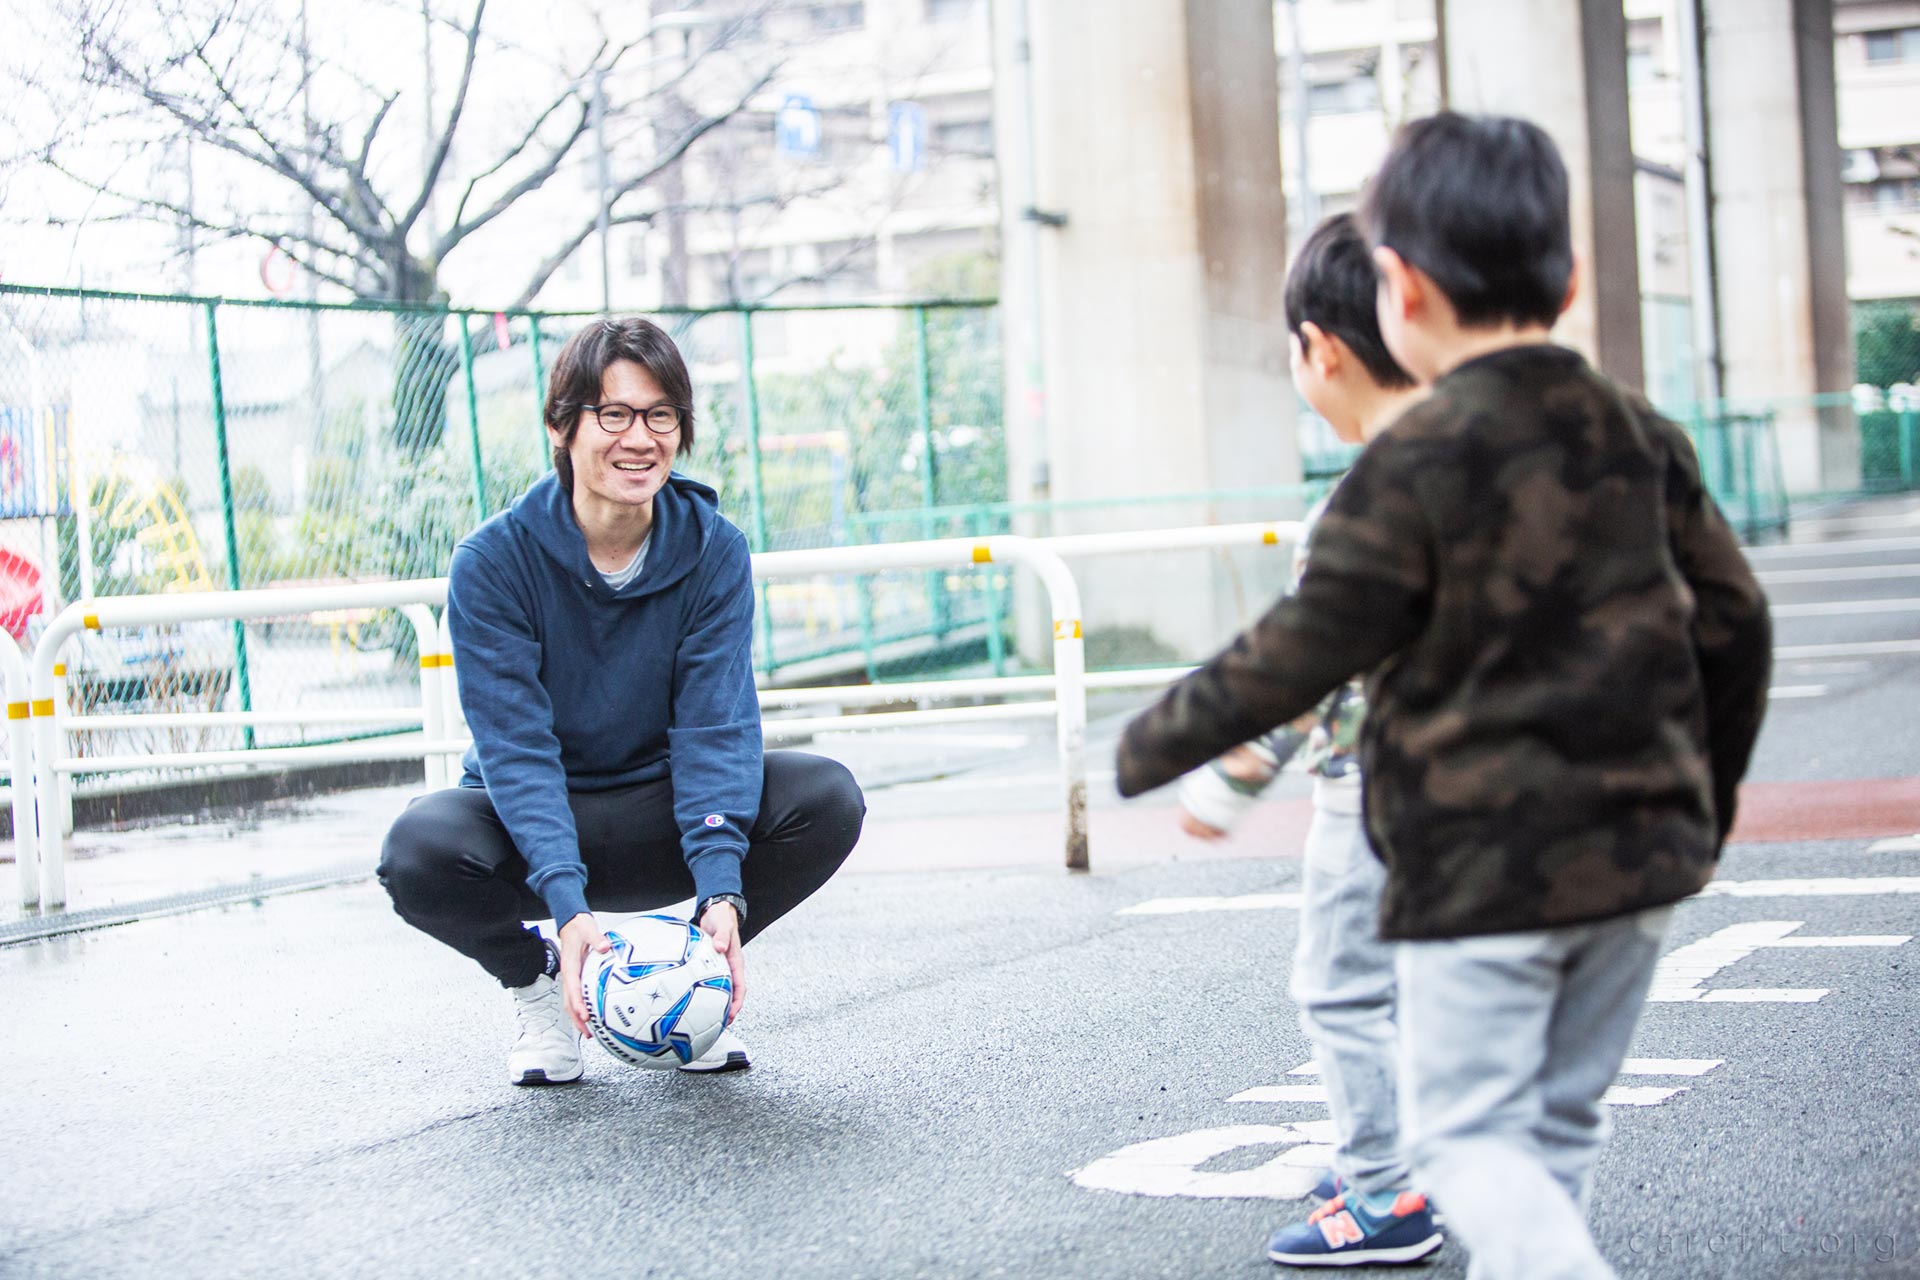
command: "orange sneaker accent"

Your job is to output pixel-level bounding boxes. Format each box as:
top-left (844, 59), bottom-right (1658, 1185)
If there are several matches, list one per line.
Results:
top-left (1390, 1191), bottom-right (1428, 1217)
top-left (1316, 1210), bottom-right (1367, 1248)
top-left (1306, 1196), bottom-right (1345, 1225)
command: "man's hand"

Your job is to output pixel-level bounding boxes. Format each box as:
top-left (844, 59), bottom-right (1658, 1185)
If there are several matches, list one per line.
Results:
top-left (698, 901), bottom-right (746, 1022)
top-left (558, 913), bottom-right (612, 1037)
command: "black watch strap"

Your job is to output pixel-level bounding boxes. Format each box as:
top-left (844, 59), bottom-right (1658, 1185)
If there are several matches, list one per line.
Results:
top-left (698, 892), bottom-right (748, 924)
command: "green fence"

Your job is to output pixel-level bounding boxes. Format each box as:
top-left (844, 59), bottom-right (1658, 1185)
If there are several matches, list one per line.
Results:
top-left (0, 285), bottom-right (1005, 762)
top-left (5, 283), bottom-right (1913, 772)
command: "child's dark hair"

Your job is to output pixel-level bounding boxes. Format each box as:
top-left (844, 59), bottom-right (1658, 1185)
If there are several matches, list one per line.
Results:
top-left (1357, 111), bottom-right (1572, 329)
top-left (1284, 212), bottom-right (1414, 389)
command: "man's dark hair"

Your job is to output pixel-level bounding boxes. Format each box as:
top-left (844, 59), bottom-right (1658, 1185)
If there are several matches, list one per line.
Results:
top-left (1357, 111), bottom-right (1572, 329)
top-left (544, 317), bottom-right (696, 490)
top-left (1284, 212), bottom-right (1415, 389)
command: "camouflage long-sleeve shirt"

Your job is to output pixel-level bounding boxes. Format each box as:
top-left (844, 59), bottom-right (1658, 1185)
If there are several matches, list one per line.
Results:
top-left (1118, 345), bottom-right (1773, 941)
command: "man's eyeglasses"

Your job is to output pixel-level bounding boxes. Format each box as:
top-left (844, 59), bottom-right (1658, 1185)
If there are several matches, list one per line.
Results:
top-left (575, 402), bottom-right (684, 435)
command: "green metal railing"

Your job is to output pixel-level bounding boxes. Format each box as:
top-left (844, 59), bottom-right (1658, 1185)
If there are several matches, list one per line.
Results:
top-left (0, 284), bottom-right (1002, 752)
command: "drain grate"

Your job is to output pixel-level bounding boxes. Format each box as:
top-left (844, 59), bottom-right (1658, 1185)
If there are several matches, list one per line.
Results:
top-left (0, 866), bottom-right (375, 946)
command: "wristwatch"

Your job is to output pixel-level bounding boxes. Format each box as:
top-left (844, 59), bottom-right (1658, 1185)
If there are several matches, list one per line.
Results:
top-left (697, 893), bottom-right (748, 925)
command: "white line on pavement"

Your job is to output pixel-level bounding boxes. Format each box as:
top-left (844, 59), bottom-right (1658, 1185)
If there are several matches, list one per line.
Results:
top-left (1757, 564), bottom-right (1920, 584)
top-left (1067, 1125), bottom-right (1333, 1200)
top-left (1774, 640), bottom-right (1920, 658)
top-left (1768, 685), bottom-right (1828, 698)
top-left (1770, 597), bottom-right (1920, 615)
top-left (1648, 921), bottom-right (1908, 1003)
top-left (1699, 876), bottom-right (1920, 897)
top-left (1118, 877), bottom-right (1920, 917)
top-left (1281, 1058), bottom-right (1723, 1079)
top-left (1602, 1086), bottom-right (1689, 1106)
top-left (1116, 892), bottom-right (1304, 915)
top-left (1866, 835), bottom-right (1920, 852)
top-left (1747, 536), bottom-right (1920, 557)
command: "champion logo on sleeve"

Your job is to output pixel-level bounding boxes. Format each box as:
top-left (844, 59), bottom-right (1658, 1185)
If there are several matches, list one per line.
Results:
top-left (703, 814), bottom-right (726, 828)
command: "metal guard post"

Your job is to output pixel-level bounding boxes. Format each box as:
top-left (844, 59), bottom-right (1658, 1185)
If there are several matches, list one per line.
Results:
top-left (752, 535), bottom-right (1089, 871)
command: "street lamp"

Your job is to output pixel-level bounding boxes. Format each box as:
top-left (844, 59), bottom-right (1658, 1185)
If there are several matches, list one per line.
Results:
top-left (594, 10), bottom-right (721, 314)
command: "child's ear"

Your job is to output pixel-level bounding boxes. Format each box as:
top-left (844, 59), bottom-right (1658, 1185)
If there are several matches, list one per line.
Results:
top-left (1559, 254), bottom-right (1581, 318)
top-left (1299, 321), bottom-right (1340, 379)
top-left (1372, 246), bottom-right (1420, 320)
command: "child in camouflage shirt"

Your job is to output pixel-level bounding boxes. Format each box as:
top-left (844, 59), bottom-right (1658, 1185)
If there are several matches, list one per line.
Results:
top-left (1174, 213), bottom-right (1439, 1268)
top-left (1121, 114), bottom-right (1771, 1280)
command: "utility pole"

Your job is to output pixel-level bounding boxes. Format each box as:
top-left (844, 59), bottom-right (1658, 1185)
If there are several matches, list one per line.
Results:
top-left (1285, 0), bottom-right (1318, 240)
top-left (594, 67), bottom-right (613, 314)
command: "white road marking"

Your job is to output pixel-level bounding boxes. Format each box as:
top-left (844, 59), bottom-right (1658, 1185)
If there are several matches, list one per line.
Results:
top-left (1648, 921), bottom-right (1909, 1003)
top-left (1120, 877), bottom-right (1920, 918)
top-left (1230, 1085), bottom-right (1329, 1104)
top-left (1619, 1058), bottom-right (1724, 1076)
top-left (1601, 1086), bottom-right (1689, 1106)
top-left (1866, 835), bottom-right (1920, 852)
top-left (1757, 564), bottom-right (1920, 584)
top-left (1747, 535), bottom-right (1920, 557)
top-left (1774, 640), bottom-right (1920, 659)
top-left (1700, 876), bottom-right (1920, 897)
top-left (1117, 892), bottom-right (1304, 916)
top-left (1768, 684), bottom-right (1828, 699)
top-left (1068, 1125), bottom-right (1333, 1200)
top-left (1770, 597), bottom-right (1920, 616)
top-left (1281, 1057), bottom-right (1721, 1079)
top-left (1788, 513), bottom-right (1920, 534)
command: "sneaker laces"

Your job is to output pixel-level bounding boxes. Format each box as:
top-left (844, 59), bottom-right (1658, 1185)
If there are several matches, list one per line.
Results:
top-left (512, 979), bottom-right (569, 1041)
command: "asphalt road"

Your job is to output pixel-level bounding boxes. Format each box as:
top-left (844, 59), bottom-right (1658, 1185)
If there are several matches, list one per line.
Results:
top-left (4, 496), bottom-right (1920, 1280)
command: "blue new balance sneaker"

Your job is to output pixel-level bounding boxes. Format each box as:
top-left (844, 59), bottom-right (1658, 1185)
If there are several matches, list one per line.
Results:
top-left (1266, 1190), bottom-right (1443, 1267)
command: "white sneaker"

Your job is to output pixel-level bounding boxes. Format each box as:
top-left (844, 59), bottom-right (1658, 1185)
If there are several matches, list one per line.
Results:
top-left (678, 1026), bottom-right (751, 1074)
top-left (507, 974), bottom-right (584, 1085)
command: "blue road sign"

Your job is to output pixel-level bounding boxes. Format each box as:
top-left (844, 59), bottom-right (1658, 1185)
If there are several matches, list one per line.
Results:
top-left (888, 101), bottom-right (925, 173)
top-left (775, 93), bottom-right (822, 158)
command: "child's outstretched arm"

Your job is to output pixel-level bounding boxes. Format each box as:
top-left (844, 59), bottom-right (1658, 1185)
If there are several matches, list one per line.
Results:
top-left (1117, 447), bottom-right (1432, 798)
top-left (1665, 428), bottom-right (1773, 846)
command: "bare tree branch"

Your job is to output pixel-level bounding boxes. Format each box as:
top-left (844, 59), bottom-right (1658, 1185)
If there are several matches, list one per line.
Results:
top-left (396, 0), bottom-right (485, 238)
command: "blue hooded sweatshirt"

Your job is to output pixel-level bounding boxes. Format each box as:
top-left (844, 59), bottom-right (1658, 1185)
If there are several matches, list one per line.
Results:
top-left (446, 471), bottom-right (760, 929)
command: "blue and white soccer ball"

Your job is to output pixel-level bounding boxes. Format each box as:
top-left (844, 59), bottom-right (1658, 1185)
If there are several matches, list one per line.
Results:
top-left (582, 915), bottom-right (734, 1070)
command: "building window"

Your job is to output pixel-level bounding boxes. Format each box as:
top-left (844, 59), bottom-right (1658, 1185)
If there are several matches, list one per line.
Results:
top-left (1847, 178), bottom-right (1920, 213)
top-left (1307, 75), bottom-right (1381, 117)
top-left (1864, 27), bottom-right (1920, 63)
top-left (926, 0), bottom-right (972, 19)
top-left (807, 2), bottom-right (865, 32)
top-left (932, 118), bottom-right (994, 155)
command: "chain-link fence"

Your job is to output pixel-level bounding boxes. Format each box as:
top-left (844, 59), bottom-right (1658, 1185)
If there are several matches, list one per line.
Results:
top-left (0, 285), bottom-right (1013, 774)
top-left (7, 283), bottom-right (1911, 783)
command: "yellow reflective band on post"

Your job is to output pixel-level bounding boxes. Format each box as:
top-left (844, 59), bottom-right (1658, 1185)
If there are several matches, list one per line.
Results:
top-left (52, 663), bottom-right (66, 676)
top-left (7, 702), bottom-right (28, 720)
top-left (1261, 529), bottom-right (1280, 545)
top-left (971, 544), bottom-right (993, 564)
top-left (437, 654), bottom-right (456, 668)
top-left (31, 699), bottom-right (56, 717)
top-left (1053, 619), bottom-right (1083, 640)
top-left (83, 614), bottom-right (100, 631)
top-left (420, 654), bottom-right (438, 669)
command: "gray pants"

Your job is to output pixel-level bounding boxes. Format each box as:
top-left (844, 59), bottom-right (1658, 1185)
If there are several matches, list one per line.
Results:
top-left (1396, 904), bottom-right (1675, 1280)
top-left (1288, 781), bottom-right (1411, 1202)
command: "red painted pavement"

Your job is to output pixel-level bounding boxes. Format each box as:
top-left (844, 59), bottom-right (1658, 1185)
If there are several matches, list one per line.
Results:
top-left (1729, 778), bottom-right (1920, 844)
top-left (848, 779), bottom-right (1920, 876)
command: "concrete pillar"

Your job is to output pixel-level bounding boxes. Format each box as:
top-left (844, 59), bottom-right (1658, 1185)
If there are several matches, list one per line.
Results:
top-left (992, 0), bottom-right (1297, 662)
top-left (1700, 0), bottom-right (1855, 494)
top-left (1437, 0), bottom-right (1645, 388)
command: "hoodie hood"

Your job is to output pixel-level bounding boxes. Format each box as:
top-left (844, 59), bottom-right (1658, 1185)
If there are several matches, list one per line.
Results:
top-left (512, 469), bottom-right (724, 601)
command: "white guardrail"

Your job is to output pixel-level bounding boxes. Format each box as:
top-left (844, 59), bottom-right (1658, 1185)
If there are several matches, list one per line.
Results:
top-left (10, 522), bottom-right (1301, 910)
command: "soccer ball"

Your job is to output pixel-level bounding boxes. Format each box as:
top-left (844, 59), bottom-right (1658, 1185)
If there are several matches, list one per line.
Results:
top-left (581, 916), bottom-right (734, 1070)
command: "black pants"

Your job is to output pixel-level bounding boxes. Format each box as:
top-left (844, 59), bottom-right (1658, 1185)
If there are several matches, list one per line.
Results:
top-left (378, 751), bottom-right (865, 987)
